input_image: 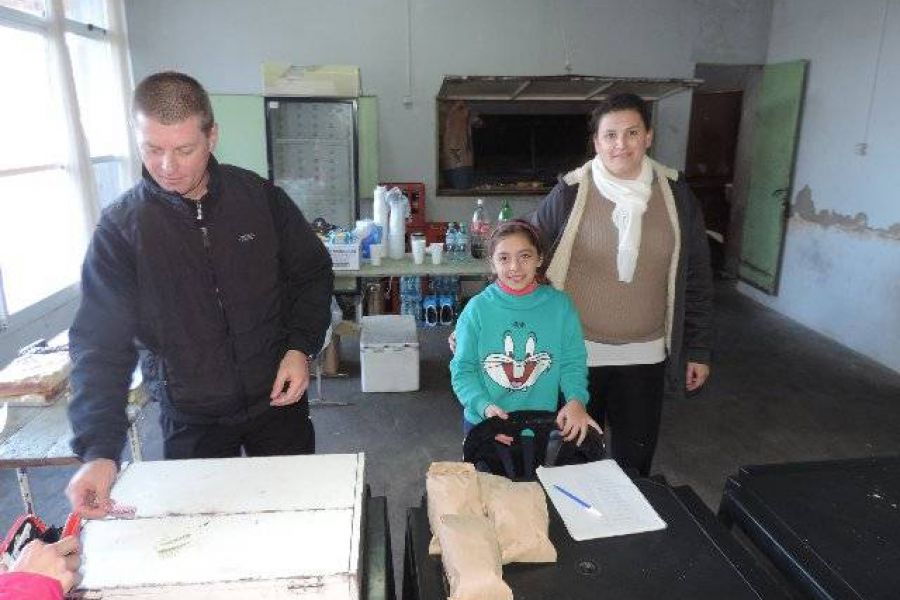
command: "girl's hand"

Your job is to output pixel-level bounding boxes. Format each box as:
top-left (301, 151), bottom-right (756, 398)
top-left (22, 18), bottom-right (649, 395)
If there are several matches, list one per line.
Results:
top-left (493, 433), bottom-right (515, 445)
top-left (484, 405), bottom-right (514, 445)
top-left (8, 537), bottom-right (82, 593)
top-left (484, 405), bottom-right (509, 419)
top-left (556, 400), bottom-right (602, 446)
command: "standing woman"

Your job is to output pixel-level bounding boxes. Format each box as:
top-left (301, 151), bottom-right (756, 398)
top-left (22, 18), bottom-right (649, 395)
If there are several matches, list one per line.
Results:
top-left (532, 93), bottom-right (713, 477)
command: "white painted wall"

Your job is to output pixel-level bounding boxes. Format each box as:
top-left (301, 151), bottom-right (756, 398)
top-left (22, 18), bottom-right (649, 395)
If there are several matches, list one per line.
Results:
top-left (739, 0), bottom-right (900, 373)
top-left (122, 0), bottom-right (771, 223)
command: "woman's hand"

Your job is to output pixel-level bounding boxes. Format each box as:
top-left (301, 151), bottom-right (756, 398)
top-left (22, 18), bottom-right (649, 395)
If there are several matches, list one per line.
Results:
top-left (685, 362), bottom-right (710, 392)
top-left (556, 400), bottom-right (602, 446)
top-left (5, 537), bottom-right (82, 592)
top-left (483, 405), bottom-right (514, 445)
top-left (447, 330), bottom-right (457, 354)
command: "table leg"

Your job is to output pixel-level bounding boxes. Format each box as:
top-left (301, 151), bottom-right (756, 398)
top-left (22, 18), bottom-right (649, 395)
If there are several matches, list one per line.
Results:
top-left (315, 358), bottom-right (324, 401)
top-left (16, 467), bottom-right (35, 514)
top-left (128, 422), bottom-right (144, 462)
top-left (355, 294), bottom-right (364, 323)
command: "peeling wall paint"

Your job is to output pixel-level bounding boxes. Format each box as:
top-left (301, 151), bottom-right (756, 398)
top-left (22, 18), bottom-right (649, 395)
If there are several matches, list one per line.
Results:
top-left (744, 0), bottom-right (900, 374)
top-left (793, 185), bottom-right (900, 241)
top-left (739, 218), bottom-right (900, 373)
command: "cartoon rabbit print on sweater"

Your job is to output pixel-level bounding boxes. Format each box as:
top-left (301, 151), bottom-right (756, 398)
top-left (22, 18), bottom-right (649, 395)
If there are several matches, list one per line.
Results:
top-left (483, 331), bottom-right (552, 391)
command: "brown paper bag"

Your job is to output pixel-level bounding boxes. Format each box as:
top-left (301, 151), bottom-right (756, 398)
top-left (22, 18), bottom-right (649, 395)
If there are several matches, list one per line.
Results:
top-left (437, 514), bottom-right (513, 600)
top-left (478, 472), bottom-right (557, 564)
top-left (426, 462), bottom-right (482, 555)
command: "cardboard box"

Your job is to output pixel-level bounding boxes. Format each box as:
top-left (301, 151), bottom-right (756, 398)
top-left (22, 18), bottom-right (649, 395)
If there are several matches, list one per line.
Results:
top-left (326, 241), bottom-right (361, 271)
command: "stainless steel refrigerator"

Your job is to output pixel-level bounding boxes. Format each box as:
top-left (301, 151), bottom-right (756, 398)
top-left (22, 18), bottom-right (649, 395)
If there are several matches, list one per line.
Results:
top-left (265, 98), bottom-right (359, 229)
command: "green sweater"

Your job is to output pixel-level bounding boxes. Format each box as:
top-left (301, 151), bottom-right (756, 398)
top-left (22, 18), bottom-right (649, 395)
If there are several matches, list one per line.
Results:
top-left (451, 283), bottom-right (589, 424)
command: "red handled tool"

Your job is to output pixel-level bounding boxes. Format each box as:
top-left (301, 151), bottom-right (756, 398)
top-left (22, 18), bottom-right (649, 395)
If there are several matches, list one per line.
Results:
top-left (61, 512), bottom-right (82, 538)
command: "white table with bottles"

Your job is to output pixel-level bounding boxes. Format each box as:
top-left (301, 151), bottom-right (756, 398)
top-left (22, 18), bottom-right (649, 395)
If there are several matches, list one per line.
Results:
top-left (335, 253), bottom-right (492, 278)
top-left (335, 253), bottom-right (492, 324)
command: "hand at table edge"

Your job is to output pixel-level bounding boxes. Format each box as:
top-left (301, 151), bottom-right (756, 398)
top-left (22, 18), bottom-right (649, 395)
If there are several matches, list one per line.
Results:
top-left (66, 458), bottom-right (118, 519)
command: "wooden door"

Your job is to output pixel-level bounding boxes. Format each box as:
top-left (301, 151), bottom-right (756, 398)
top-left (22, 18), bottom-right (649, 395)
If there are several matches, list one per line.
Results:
top-left (739, 60), bottom-right (808, 293)
top-left (685, 90), bottom-right (744, 270)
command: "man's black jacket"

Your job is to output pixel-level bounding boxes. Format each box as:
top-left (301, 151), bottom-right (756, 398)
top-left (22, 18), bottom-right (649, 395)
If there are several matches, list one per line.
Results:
top-left (68, 159), bottom-right (334, 462)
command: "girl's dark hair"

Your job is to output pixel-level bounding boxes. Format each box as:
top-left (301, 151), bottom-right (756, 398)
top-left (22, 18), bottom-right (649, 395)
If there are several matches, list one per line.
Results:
top-left (486, 219), bottom-right (551, 285)
top-left (589, 92), bottom-right (652, 135)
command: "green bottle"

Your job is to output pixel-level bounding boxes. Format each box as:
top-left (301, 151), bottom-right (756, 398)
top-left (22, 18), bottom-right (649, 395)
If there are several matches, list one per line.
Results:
top-left (498, 199), bottom-right (512, 223)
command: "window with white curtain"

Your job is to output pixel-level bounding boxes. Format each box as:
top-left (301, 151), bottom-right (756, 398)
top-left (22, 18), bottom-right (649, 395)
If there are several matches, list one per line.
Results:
top-left (0, 0), bottom-right (132, 329)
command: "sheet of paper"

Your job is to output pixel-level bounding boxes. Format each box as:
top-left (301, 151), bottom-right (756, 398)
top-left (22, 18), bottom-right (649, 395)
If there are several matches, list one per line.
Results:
top-left (537, 460), bottom-right (666, 541)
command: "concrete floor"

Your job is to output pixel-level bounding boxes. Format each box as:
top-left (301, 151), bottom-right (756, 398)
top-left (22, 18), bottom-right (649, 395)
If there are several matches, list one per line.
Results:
top-left (3, 280), bottom-right (900, 591)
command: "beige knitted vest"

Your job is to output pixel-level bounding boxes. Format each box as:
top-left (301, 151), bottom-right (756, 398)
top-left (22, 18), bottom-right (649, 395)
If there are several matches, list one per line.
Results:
top-left (546, 159), bottom-right (682, 351)
top-left (565, 179), bottom-right (674, 343)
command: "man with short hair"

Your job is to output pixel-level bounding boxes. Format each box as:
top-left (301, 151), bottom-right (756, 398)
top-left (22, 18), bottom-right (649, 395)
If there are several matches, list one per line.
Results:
top-left (66, 71), bottom-right (333, 518)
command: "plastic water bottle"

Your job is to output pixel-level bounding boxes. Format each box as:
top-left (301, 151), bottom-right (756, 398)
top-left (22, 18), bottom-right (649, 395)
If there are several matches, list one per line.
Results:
top-left (445, 222), bottom-right (458, 261)
top-left (457, 224), bottom-right (469, 261)
top-left (471, 198), bottom-right (489, 258)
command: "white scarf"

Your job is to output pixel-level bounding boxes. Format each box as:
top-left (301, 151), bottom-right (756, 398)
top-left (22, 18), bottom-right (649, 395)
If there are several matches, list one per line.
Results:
top-left (591, 155), bottom-right (654, 283)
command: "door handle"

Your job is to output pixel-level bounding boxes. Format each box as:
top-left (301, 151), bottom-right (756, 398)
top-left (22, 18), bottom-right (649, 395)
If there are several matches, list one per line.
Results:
top-left (772, 187), bottom-right (790, 210)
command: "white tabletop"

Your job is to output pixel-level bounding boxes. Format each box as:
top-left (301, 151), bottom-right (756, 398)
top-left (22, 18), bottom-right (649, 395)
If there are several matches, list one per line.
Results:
top-left (80, 453), bottom-right (366, 599)
top-left (336, 254), bottom-right (491, 278)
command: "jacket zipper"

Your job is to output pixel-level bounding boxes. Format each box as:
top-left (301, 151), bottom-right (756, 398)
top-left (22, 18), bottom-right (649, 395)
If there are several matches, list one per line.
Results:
top-left (197, 201), bottom-right (227, 321)
top-left (196, 199), bottom-right (251, 410)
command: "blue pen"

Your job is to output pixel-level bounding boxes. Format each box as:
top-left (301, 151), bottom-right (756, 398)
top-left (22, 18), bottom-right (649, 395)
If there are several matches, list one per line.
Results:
top-left (553, 484), bottom-right (603, 516)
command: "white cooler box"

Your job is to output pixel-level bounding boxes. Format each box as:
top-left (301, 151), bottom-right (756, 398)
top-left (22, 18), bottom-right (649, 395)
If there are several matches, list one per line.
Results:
top-left (360, 314), bottom-right (420, 392)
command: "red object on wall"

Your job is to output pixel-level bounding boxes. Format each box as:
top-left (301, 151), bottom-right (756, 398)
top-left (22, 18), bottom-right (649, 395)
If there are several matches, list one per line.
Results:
top-left (424, 222), bottom-right (448, 245)
top-left (380, 182), bottom-right (426, 227)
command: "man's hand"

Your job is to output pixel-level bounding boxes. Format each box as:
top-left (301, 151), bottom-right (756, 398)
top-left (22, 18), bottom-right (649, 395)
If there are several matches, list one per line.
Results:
top-left (4, 537), bottom-right (82, 592)
top-left (556, 400), bottom-right (603, 446)
top-left (685, 362), bottom-right (710, 392)
top-left (270, 349), bottom-right (309, 406)
top-left (66, 458), bottom-right (118, 519)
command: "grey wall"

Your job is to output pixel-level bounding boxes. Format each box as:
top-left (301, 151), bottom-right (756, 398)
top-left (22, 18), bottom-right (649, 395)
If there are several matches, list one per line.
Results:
top-left (739, 0), bottom-right (900, 373)
top-left (0, 0), bottom-right (772, 363)
top-left (122, 0), bottom-right (772, 223)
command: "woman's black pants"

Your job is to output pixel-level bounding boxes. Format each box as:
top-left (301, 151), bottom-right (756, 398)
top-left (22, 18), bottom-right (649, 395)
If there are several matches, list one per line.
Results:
top-left (587, 361), bottom-right (666, 477)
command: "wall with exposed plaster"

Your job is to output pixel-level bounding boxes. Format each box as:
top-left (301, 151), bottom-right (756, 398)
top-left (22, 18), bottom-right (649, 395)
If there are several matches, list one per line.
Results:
top-left (739, 0), bottom-right (900, 373)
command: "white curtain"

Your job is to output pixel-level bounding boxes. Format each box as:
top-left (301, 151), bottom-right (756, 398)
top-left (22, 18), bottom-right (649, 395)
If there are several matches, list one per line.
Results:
top-left (107, 0), bottom-right (140, 184)
top-left (45, 0), bottom-right (136, 232)
top-left (48, 0), bottom-right (99, 234)
top-left (0, 266), bottom-right (8, 331)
